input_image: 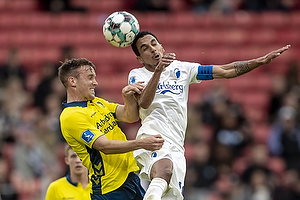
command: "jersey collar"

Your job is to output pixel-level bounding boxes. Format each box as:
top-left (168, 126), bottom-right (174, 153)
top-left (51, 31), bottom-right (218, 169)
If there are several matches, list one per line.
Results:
top-left (62, 101), bottom-right (90, 108)
top-left (66, 173), bottom-right (78, 186)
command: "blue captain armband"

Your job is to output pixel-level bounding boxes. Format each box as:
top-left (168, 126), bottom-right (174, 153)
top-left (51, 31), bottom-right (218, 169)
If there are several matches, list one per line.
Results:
top-left (197, 65), bottom-right (214, 80)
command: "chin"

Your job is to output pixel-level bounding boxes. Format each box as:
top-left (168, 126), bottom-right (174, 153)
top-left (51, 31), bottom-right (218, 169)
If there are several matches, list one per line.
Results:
top-left (87, 95), bottom-right (95, 100)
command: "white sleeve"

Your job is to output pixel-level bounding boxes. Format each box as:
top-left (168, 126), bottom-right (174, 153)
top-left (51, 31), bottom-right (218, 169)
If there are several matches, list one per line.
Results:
top-left (179, 61), bottom-right (201, 84)
top-left (128, 68), bottom-right (144, 84)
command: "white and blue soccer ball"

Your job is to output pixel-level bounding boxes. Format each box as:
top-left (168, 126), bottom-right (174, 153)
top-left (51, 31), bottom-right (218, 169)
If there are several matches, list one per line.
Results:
top-left (103, 11), bottom-right (140, 48)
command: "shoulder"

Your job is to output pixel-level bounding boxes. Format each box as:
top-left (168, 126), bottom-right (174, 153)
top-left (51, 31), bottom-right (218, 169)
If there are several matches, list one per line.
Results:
top-left (129, 67), bottom-right (145, 77)
top-left (94, 97), bottom-right (110, 105)
top-left (61, 106), bottom-right (87, 121)
top-left (173, 60), bottom-right (200, 67)
top-left (93, 97), bottom-right (118, 112)
top-left (48, 177), bottom-right (67, 189)
top-left (130, 66), bottom-right (144, 72)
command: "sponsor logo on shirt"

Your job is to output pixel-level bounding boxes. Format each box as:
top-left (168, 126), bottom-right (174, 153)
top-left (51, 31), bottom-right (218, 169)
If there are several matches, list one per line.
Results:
top-left (156, 81), bottom-right (183, 95)
top-left (81, 129), bottom-right (95, 143)
top-left (96, 112), bottom-right (118, 134)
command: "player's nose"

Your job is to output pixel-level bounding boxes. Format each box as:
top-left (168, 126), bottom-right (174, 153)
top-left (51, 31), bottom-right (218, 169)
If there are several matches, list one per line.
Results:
top-left (93, 79), bottom-right (98, 85)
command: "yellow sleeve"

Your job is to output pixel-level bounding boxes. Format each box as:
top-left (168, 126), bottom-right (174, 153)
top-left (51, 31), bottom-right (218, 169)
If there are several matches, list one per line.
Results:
top-left (61, 109), bottom-right (104, 150)
top-left (97, 98), bottom-right (118, 115)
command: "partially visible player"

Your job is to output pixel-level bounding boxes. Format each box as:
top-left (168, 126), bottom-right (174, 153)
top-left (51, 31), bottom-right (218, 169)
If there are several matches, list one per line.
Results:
top-left (45, 144), bottom-right (90, 200)
top-left (128, 30), bottom-right (291, 200)
top-left (58, 58), bottom-right (164, 200)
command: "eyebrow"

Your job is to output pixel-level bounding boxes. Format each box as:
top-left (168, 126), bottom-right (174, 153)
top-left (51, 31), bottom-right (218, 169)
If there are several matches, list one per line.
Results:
top-left (139, 38), bottom-right (156, 50)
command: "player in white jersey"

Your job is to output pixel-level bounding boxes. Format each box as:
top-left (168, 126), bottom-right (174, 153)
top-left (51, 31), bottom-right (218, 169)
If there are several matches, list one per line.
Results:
top-left (128, 30), bottom-right (291, 200)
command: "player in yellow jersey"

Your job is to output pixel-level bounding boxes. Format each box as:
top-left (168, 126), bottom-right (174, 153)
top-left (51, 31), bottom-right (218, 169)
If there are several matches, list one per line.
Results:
top-left (58, 58), bottom-right (164, 200)
top-left (45, 144), bottom-right (91, 200)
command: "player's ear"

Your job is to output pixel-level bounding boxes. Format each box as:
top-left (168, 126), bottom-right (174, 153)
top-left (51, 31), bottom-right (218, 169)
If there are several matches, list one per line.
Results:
top-left (136, 56), bottom-right (144, 64)
top-left (68, 76), bottom-right (76, 87)
top-left (65, 157), bottom-right (70, 165)
top-left (162, 45), bottom-right (165, 53)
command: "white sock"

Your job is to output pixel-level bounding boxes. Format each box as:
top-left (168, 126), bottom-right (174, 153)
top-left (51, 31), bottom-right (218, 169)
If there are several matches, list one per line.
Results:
top-left (143, 178), bottom-right (168, 200)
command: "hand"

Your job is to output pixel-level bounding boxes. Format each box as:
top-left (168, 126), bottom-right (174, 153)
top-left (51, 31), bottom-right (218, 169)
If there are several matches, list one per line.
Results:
top-left (122, 81), bottom-right (145, 98)
top-left (140, 134), bottom-right (164, 151)
top-left (260, 44), bottom-right (291, 64)
top-left (155, 53), bottom-right (176, 72)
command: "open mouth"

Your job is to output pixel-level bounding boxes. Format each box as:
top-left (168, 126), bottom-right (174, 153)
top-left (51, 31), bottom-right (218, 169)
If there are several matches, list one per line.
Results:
top-left (153, 54), bottom-right (160, 60)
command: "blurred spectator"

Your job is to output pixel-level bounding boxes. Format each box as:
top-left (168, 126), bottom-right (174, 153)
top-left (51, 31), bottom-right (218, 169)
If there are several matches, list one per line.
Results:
top-left (230, 144), bottom-right (276, 200)
top-left (241, 0), bottom-right (299, 11)
top-left (206, 164), bottom-right (237, 200)
top-left (34, 45), bottom-right (73, 113)
top-left (196, 81), bottom-right (252, 167)
top-left (185, 0), bottom-right (215, 12)
top-left (38, 0), bottom-right (86, 13)
top-left (285, 61), bottom-right (300, 92)
top-left (185, 0), bottom-right (243, 14)
top-left (58, 45), bottom-right (75, 62)
top-left (0, 48), bottom-right (26, 89)
top-left (233, 167), bottom-right (273, 200)
top-left (33, 62), bottom-right (57, 113)
top-left (268, 75), bottom-right (288, 123)
top-left (209, 0), bottom-right (243, 14)
top-left (213, 103), bottom-right (252, 159)
top-left (241, 0), bottom-right (268, 11)
top-left (197, 81), bottom-right (230, 129)
top-left (184, 142), bottom-right (217, 200)
top-left (133, 0), bottom-right (170, 11)
top-left (0, 153), bottom-right (18, 200)
top-left (280, 0), bottom-right (300, 11)
top-left (268, 106), bottom-right (300, 170)
top-left (0, 77), bottom-right (31, 143)
top-left (240, 144), bottom-right (273, 182)
top-left (272, 168), bottom-right (300, 200)
top-left (11, 122), bottom-right (61, 200)
top-left (268, 62), bottom-right (300, 123)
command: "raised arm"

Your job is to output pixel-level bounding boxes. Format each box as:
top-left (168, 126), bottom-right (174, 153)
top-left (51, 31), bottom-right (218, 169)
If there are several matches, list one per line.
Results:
top-left (136, 53), bottom-right (176, 109)
top-left (92, 134), bottom-right (164, 154)
top-left (116, 82), bottom-right (145, 123)
top-left (212, 45), bottom-right (291, 79)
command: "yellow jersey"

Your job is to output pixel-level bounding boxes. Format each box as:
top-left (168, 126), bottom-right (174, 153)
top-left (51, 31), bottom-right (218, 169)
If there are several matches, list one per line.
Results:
top-left (60, 97), bottom-right (139, 195)
top-left (45, 174), bottom-right (91, 200)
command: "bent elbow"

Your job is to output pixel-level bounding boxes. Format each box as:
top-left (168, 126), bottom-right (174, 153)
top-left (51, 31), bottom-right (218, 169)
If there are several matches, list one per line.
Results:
top-left (127, 116), bottom-right (140, 123)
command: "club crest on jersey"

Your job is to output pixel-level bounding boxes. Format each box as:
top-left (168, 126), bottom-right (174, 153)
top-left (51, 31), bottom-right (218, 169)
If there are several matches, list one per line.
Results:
top-left (173, 68), bottom-right (180, 79)
top-left (129, 76), bottom-right (136, 84)
top-left (81, 129), bottom-right (95, 143)
top-left (151, 152), bottom-right (158, 158)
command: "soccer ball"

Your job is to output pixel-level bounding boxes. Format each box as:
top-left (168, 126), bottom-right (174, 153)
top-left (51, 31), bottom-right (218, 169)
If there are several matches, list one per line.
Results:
top-left (103, 11), bottom-right (140, 48)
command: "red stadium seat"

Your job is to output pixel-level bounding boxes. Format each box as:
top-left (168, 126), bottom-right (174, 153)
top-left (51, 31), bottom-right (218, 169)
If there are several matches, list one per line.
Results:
top-left (260, 12), bottom-right (292, 28)
top-left (1, 0), bottom-right (37, 12)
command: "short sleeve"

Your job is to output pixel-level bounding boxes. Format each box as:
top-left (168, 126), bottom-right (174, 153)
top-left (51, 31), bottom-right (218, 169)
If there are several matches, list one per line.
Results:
top-left (61, 110), bottom-right (104, 149)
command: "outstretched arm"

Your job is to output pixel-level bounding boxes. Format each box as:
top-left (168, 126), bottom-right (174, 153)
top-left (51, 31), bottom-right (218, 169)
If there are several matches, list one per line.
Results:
top-left (212, 45), bottom-right (291, 79)
top-left (93, 134), bottom-right (164, 154)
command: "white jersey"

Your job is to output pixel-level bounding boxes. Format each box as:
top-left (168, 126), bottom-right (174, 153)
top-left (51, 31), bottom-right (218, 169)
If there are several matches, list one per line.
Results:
top-left (128, 60), bottom-right (201, 153)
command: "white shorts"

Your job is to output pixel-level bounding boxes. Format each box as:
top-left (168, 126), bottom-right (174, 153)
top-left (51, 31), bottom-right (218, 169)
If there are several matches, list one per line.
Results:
top-left (134, 141), bottom-right (186, 200)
